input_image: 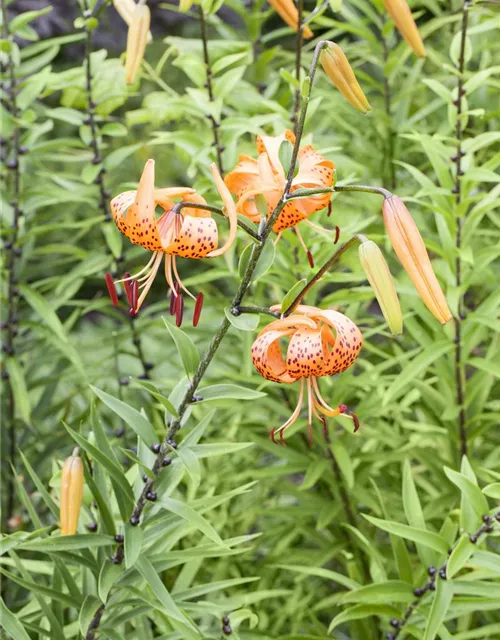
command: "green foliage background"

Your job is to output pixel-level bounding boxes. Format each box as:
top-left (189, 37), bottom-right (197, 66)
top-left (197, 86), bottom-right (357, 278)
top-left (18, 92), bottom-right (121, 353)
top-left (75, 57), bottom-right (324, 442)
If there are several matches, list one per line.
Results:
top-left (1, 0), bottom-right (500, 638)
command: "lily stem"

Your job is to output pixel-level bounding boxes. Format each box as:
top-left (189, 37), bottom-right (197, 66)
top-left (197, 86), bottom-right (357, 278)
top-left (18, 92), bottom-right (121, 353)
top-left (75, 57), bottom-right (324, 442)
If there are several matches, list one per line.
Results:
top-left (172, 201), bottom-right (260, 241)
top-left (453, 0), bottom-right (470, 460)
top-left (1, 0), bottom-right (23, 534)
top-left (282, 236), bottom-right (361, 316)
top-left (199, 5), bottom-right (224, 174)
top-left (232, 306), bottom-right (281, 318)
top-left (86, 38), bottom-right (333, 637)
top-left (292, 0), bottom-right (304, 133)
top-left (286, 184), bottom-right (392, 201)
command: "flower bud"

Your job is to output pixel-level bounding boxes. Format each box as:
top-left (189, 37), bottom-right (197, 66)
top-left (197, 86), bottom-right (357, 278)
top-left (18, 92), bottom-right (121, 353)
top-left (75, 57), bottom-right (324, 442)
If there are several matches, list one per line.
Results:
top-left (125, 1), bottom-right (151, 84)
top-left (319, 42), bottom-right (371, 114)
top-left (113, 0), bottom-right (152, 42)
top-left (359, 239), bottom-right (403, 335)
top-left (268, 0), bottom-right (313, 39)
top-left (383, 196), bottom-right (451, 325)
top-left (60, 448), bottom-right (84, 536)
top-left (383, 0), bottom-right (426, 59)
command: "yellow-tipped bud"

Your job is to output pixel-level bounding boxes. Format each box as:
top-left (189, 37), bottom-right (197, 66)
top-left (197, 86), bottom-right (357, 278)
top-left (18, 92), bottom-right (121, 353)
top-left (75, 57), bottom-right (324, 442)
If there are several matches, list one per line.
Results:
top-left (383, 196), bottom-right (452, 325)
top-left (113, 0), bottom-right (152, 42)
top-left (359, 239), bottom-right (403, 335)
top-left (60, 448), bottom-right (84, 536)
top-left (383, 0), bottom-right (426, 58)
top-left (125, 1), bottom-right (151, 85)
top-left (268, 0), bottom-right (313, 39)
top-left (319, 42), bottom-right (371, 114)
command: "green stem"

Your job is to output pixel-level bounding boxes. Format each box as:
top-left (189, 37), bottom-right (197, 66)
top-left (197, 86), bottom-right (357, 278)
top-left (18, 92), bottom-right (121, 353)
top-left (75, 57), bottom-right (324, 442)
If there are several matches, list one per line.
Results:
top-left (232, 305), bottom-right (280, 318)
top-left (282, 236), bottom-right (361, 316)
top-left (172, 201), bottom-right (260, 241)
top-left (286, 184), bottom-right (392, 201)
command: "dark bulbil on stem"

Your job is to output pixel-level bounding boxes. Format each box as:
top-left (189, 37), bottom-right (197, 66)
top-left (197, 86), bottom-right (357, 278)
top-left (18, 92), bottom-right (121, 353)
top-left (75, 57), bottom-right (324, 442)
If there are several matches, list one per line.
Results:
top-left (386, 511), bottom-right (500, 638)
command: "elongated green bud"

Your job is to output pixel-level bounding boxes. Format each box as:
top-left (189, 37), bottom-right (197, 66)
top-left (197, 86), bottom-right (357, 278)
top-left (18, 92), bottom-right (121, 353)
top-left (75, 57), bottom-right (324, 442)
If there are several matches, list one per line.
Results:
top-left (359, 239), bottom-right (403, 335)
top-left (60, 448), bottom-right (84, 536)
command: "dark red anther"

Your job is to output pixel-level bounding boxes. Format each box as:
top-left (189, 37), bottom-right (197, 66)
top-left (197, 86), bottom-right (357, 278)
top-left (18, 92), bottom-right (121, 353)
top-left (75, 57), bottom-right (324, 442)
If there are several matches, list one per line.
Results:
top-left (350, 411), bottom-right (360, 433)
top-left (193, 292), bottom-right (204, 327)
top-left (169, 282), bottom-right (180, 316)
top-left (270, 428), bottom-right (277, 445)
top-left (339, 403), bottom-right (348, 413)
top-left (279, 430), bottom-right (286, 446)
top-left (105, 273), bottom-right (119, 306)
top-left (123, 273), bottom-right (133, 306)
top-left (130, 279), bottom-right (138, 314)
top-left (327, 201), bottom-right (332, 217)
top-left (175, 292), bottom-right (184, 327)
top-left (334, 225), bottom-right (340, 244)
top-left (306, 250), bottom-right (314, 268)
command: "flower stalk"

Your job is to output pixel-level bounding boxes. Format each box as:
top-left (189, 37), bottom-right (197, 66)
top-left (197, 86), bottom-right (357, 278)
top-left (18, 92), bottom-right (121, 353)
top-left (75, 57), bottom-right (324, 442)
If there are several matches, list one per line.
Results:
top-left (452, 0), bottom-right (471, 460)
top-left (1, 0), bottom-right (25, 531)
top-left (199, 5), bottom-right (224, 173)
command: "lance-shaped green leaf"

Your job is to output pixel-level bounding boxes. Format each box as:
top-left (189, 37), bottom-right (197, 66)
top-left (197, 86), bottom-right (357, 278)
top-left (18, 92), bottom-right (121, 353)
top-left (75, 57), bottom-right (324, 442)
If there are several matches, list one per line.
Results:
top-left (159, 497), bottom-right (227, 547)
top-left (363, 515), bottom-right (449, 555)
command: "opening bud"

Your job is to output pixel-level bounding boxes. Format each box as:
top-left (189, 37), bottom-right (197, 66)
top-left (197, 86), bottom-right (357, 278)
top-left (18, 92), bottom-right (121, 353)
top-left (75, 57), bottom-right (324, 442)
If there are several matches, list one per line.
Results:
top-left (124, 1), bottom-right (151, 84)
top-left (383, 0), bottom-right (426, 59)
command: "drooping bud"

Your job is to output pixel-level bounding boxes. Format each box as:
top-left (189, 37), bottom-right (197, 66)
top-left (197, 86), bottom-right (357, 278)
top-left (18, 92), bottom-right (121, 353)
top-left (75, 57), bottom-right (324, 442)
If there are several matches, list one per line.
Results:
top-left (268, 0), bottom-right (313, 39)
top-left (383, 0), bottom-right (426, 59)
top-left (124, 1), bottom-right (151, 84)
top-left (319, 42), bottom-right (371, 114)
top-left (60, 448), bottom-right (84, 536)
top-left (382, 196), bottom-right (452, 325)
top-left (358, 239), bottom-right (403, 335)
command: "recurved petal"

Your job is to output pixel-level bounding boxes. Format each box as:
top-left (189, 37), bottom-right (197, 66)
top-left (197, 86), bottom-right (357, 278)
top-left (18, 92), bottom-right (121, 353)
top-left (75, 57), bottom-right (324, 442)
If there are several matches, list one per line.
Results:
top-left (110, 190), bottom-right (136, 236)
top-left (314, 309), bottom-right (363, 375)
top-left (224, 154), bottom-right (260, 198)
top-left (286, 327), bottom-right (329, 378)
top-left (295, 145), bottom-right (335, 189)
top-left (256, 129), bottom-right (296, 179)
top-left (251, 329), bottom-right (296, 383)
top-left (207, 163), bottom-right (238, 257)
top-left (154, 187), bottom-right (197, 213)
top-left (165, 215), bottom-right (218, 258)
top-left (125, 159), bottom-right (161, 250)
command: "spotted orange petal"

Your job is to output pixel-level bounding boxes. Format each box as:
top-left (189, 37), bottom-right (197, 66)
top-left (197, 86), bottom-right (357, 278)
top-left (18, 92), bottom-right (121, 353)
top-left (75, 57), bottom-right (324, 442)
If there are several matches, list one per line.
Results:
top-left (286, 327), bottom-right (329, 378)
top-left (110, 190), bottom-right (136, 236)
top-left (154, 187), bottom-right (197, 213)
top-left (165, 215), bottom-right (218, 258)
top-left (207, 163), bottom-right (238, 257)
top-left (124, 159), bottom-right (161, 250)
top-left (314, 309), bottom-right (363, 375)
top-left (251, 329), bottom-right (296, 383)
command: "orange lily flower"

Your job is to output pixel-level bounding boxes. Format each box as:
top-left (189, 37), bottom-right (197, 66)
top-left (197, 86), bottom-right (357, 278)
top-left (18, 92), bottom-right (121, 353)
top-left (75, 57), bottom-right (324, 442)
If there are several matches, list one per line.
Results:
top-left (106, 160), bottom-right (237, 325)
top-left (251, 304), bottom-right (363, 444)
top-left (224, 130), bottom-right (335, 265)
